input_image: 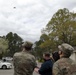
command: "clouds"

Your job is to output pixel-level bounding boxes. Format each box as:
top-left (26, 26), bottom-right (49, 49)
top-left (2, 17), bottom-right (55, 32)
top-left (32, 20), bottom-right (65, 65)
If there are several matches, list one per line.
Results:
top-left (0, 0), bottom-right (76, 42)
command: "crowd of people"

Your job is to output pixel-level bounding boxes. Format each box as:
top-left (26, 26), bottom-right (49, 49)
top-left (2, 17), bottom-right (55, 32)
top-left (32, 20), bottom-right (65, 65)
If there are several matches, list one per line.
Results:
top-left (13, 41), bottom-right (76, 75)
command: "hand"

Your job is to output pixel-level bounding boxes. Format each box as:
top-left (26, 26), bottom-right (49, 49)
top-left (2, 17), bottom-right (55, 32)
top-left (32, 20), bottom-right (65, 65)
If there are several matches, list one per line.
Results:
top-left (36, 66), bottom-right (40, 69)
top-left (34, 68), bottom-right (39, 73)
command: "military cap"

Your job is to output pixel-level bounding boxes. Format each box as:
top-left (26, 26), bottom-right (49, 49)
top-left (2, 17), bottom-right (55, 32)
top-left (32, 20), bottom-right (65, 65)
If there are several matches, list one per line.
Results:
top-left (58, 43), bottom-right (74, 56)
top-left (22, 41), bottom-right (33, 48)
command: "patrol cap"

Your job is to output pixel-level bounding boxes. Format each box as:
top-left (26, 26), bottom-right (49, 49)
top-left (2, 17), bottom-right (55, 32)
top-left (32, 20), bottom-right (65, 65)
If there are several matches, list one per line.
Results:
top-left (58, 43), bottom-right (74, 57)
top-left (22, 41), bottom-right (33, 49)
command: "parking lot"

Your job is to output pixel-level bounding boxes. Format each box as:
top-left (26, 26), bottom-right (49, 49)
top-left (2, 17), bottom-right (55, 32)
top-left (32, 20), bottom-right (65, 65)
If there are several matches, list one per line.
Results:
top-left (0, 68), bottom-right (14, 75)
top-left (0, 62), bottom-right (41, 75)
top-left (0, 68), bottom-right (39, 75)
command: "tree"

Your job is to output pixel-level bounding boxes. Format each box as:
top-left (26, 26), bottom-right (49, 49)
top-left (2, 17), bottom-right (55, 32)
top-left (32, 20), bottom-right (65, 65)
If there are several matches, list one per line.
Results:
top-left (0, 37), bottom-right (8, 59)
top-left (44, 8), bottom-right (76, 46)
top-left (33, 40), bottom-right (44, 60)
top-left (34, 8), bottom-right (76, 59)
top-left (6, 32), bottom-right (23, 56)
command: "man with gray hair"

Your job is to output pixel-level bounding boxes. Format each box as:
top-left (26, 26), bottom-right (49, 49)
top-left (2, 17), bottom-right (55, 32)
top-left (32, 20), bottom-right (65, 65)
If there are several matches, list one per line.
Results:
top-left (13, 41), bottom-right (37, 75)
top-left (53, 43), bottom-right (76, 75)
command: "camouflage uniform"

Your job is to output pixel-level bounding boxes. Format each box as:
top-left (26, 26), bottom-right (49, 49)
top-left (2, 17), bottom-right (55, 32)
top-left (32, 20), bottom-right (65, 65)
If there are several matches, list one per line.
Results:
top-left (53, 43), bottom-right (76, 75)
top-left (13, 41), bottom-right (37, 75)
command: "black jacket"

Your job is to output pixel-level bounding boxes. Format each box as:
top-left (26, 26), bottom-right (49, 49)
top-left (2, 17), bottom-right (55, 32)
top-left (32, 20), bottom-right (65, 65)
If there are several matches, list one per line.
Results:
top-left (38, 59), bottom-right (53, 75)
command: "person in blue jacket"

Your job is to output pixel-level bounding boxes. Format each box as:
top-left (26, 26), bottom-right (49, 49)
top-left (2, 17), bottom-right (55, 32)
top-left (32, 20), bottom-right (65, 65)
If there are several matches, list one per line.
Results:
top-left (35, 52), bottom-right (53, 75)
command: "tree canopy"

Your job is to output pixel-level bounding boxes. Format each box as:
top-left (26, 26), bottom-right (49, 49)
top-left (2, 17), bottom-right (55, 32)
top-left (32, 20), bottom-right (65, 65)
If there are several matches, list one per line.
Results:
top-left (45, 8), bottom-right (76, 45)
top-left (6, 32), bottom-right (23, 56)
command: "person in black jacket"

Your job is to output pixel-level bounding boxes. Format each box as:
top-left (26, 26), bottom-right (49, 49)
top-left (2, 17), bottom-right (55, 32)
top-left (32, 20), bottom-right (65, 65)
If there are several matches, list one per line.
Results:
top-left (52, 51), bottom-right (60, 62)
top-left (35, 52), bottom-right (53, 75)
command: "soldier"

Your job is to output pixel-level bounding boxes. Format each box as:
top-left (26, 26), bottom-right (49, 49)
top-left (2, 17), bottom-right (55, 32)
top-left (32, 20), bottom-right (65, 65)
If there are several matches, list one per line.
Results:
top-left (53, 43), bottom-right (76, 75)
top-left (13, 41), bottom-right (37, 75)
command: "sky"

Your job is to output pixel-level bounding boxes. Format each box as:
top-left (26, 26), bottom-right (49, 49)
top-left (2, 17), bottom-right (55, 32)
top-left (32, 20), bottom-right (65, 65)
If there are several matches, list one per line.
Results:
top-left (0, 0), bottom-right (76, 42)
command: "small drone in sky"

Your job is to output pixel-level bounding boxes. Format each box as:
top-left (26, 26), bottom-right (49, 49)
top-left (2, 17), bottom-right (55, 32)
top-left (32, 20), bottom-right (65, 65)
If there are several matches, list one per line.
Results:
top-left (13, 7), bottom-right (16, 9)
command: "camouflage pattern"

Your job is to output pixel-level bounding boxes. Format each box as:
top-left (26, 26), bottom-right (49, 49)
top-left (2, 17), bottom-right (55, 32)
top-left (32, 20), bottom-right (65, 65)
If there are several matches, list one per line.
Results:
top-left (53, 58), bottom-right (76, 75)
top-left (58, 43), bottom-right (74, 56)
top-left (13, 51), bottom-right (36, 75)
top-left (53, 43), bottom-right (76, 75)
top-left (22, 41), bottom-right (33, 48)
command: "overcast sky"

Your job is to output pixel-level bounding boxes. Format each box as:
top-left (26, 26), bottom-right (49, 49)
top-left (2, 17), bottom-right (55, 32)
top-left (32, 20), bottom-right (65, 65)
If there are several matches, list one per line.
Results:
top-left (0, 0), bottom-right (76, 42)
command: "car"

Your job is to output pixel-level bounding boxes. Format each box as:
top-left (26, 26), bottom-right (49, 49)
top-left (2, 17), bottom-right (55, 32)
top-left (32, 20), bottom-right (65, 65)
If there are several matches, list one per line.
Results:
top-left (2, 57), bottom-right (13, 61)
top-left (0, 61), bottom-right (12, 69)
